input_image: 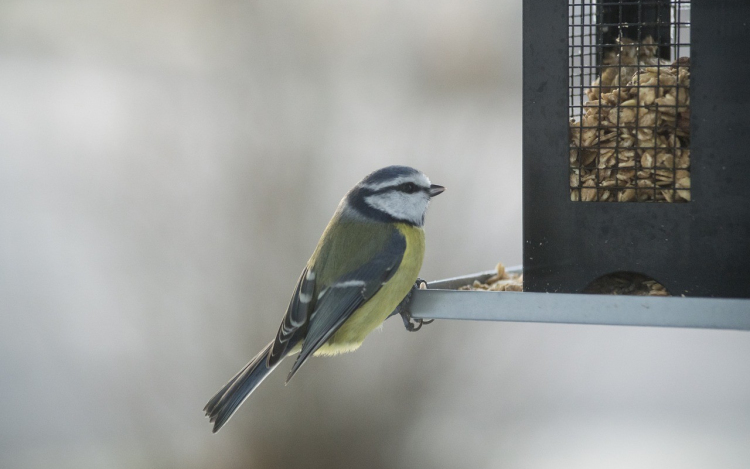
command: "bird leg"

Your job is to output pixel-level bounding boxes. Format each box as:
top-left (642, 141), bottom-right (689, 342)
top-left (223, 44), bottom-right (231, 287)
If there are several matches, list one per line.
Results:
top-left (389, 279), bottom-right (434, 332)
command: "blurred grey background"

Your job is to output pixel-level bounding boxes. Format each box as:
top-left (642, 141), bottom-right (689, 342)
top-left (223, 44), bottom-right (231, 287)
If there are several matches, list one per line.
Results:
top-left (1, 1), bottom-right (748, 468)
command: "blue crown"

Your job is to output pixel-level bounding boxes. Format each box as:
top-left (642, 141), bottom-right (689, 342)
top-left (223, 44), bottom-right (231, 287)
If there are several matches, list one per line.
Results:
top-left (360, 166), bottom-right (421, 186)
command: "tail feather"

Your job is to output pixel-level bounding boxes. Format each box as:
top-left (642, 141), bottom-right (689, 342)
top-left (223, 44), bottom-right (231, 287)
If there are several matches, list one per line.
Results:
top-left (204, 341), bottom-right (278, 432)
top-left (203, 361), bottom-right (253, 417)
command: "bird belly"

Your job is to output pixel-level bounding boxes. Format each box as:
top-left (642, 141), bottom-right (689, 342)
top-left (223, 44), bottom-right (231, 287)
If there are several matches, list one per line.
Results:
top-left (314, 223), bottom-right (425, 356)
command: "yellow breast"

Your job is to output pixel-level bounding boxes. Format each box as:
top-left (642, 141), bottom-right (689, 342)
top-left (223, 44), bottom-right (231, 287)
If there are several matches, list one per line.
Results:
top-left (314, 223), bottom-right (425, 356)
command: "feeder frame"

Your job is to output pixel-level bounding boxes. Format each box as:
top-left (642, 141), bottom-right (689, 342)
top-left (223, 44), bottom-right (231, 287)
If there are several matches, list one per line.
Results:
top-left (409, 0), bottom-right (750, 329)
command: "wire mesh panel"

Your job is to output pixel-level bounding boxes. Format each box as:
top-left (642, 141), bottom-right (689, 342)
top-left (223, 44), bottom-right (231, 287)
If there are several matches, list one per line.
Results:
top-left (568, 0), bottom-right (691, 203)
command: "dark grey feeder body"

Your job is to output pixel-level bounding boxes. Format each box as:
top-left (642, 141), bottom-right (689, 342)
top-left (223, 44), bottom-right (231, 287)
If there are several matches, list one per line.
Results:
top-left (523, 0), bottom-right (750, 298)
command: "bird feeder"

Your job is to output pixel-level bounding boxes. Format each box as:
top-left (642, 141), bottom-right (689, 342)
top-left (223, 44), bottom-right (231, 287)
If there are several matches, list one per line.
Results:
top-left (410, 0), bottom-right (750, 329)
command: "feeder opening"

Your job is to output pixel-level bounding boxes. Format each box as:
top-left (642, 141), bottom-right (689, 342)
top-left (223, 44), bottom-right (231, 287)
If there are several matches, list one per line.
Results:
top-left (583, 271), bottom-right (670, 295)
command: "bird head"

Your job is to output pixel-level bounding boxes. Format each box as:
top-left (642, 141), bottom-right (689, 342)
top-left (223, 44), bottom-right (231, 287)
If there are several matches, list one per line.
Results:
top-left (345, 165), bottom-right (445, 227)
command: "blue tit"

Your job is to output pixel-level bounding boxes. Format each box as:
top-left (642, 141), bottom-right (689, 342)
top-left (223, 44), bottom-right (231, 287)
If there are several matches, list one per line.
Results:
top-left (204, 165), bottom-right (445, 432)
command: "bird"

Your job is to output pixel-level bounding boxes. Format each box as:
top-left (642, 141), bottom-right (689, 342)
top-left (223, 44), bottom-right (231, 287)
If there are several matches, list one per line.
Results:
top-left (204, 165), bottom-right (445, 432)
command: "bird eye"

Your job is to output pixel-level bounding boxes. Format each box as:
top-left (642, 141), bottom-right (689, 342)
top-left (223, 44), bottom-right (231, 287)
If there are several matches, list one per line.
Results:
top-left (400, 183), bottom-right (418, 194)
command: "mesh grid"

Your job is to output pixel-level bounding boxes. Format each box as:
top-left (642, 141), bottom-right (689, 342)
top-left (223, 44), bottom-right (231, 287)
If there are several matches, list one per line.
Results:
top-left (568, 0), bottom-right (691, 203)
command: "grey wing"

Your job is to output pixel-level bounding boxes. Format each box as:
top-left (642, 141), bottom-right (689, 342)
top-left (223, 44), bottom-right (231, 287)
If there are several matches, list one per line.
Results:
top-left (285, 229), bottom-right (406, 382)
top-left (268, 267), bottom-right (317, 367)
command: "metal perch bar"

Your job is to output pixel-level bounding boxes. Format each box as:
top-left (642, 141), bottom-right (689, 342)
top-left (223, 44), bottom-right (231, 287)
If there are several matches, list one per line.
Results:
top-left (409, 269), bottom-right (750, 331)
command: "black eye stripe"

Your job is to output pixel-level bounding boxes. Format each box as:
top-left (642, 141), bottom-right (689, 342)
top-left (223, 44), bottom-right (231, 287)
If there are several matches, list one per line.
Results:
top-left (399, 182), bottom-right (415, 193)
top-left (362, 182), bottom-right (427, 195)
top-left (393, 183), bottom-right (423, 193)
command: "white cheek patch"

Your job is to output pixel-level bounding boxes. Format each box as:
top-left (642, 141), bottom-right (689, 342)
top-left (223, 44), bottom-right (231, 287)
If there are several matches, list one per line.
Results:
top-left (364, 191), bottom-right (430, 225)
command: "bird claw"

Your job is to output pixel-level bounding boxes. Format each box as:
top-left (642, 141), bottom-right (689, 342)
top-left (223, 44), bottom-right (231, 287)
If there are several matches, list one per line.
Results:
top-left (400, 314), bottom-right (433, 332)
top-left (396, 278), bottom-right (433, 332)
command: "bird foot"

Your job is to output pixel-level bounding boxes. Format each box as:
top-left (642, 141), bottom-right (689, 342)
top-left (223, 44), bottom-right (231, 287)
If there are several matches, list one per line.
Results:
top-left (394, 279), bottom-right (433, 332)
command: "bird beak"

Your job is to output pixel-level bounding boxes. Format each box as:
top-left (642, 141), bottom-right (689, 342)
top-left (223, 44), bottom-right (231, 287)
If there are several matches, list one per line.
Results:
top-left (428, 184), bottom-right (445, 197)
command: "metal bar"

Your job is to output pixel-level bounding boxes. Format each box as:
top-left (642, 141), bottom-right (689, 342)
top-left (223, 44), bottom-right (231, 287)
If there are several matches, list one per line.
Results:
top-left (412, 271), bottom-right (750, 331)
top-left (425, 266), bottom-right (522, 290)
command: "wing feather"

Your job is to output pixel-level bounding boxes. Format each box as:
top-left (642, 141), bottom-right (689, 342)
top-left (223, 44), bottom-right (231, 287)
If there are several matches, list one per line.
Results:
top-left (268, 267), bottom-right (316, 366)
top-left (285, 228), bottom-right (406, 381)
